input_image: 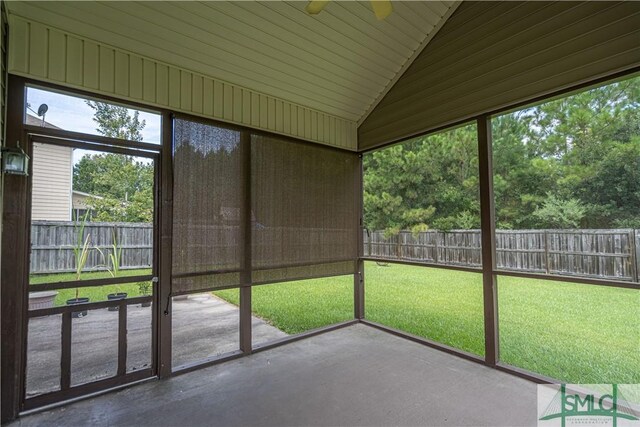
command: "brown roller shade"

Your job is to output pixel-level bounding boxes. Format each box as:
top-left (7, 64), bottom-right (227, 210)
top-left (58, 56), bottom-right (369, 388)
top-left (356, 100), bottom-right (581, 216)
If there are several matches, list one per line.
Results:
top-left (172, 117), bottom-right (358, 294)
top-left (172, 117), bottom-right (244, 293)
top-left (251, 134), bottom-right (358, 284)
top-left (359, 1), bottom-right (640, 150)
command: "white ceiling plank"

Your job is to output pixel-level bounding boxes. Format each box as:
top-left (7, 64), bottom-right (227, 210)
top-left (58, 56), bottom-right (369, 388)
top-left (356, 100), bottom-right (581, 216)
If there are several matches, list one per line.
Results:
top-left (53, 0), bottom-right (364, 117)
top-left (234, 1), bottom-right (398, 76)
top-left (98, 1), bottom-right (368, 114)
top-left (176, 2), bottom-right (383, 95)
top-left (348, 2), bottom-right (422, 46)
top-left (285, 1), bottom-right (410, 63)
top-left (403, 2), bottom-right (442, 27)
top-left (107, 1), bottom-right (374, 106)
top-left (395, 2), bottom-right (439, 29)
top-left (204, 1), bottom-right (391, 87)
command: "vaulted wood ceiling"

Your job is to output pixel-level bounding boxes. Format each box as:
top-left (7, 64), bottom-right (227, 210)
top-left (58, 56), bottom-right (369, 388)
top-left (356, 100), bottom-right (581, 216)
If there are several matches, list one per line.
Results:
top-left (6, 1), bottom-right (459, 123)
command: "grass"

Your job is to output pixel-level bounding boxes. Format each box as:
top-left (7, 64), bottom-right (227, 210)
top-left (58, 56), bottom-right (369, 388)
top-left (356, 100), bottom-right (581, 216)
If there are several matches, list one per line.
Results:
top-left (215, 262), bottom-right (639, 385)
top-left (498, 275), bottom-right (640, 385)
top-left (32, 263), bottom-right (639, 384)
top-left (364, 263), bottom-right (485, 355)
top-left (214, 276), bottom-right (354, 335)
top-left (30, 269), bottom-right (152, 306)
top-left (364, 262), bottom-right (639, 384)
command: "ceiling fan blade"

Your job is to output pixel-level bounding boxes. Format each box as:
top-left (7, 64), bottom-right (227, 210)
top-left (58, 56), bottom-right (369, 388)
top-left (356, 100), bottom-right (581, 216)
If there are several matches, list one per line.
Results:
top-left (306, 0), bottom-right (331, 15)
top-left (370, 0), bottom-right (393, 20)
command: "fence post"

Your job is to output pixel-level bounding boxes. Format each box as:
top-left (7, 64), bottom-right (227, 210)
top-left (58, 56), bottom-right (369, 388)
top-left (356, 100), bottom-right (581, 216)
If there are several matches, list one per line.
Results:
top-left (434, 231), bottom-right (439, 264)
top-left (544, 230), bottom-right (550, 274)
top-left (631, 229), bottom-right (639, 283)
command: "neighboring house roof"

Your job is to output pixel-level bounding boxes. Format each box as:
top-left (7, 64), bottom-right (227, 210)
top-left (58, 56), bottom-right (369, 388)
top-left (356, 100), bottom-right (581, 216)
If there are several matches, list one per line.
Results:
top-left (26, 113), bottom-right (62, 129)
top-left (72, 190), bottom-right (103, 200)
top-left (72, 190), bottom-right (103, 211)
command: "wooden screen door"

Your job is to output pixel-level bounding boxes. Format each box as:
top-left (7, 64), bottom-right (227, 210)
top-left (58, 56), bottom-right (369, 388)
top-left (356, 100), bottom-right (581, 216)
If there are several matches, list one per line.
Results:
top-left (21, 133), bottom-right (160, 411)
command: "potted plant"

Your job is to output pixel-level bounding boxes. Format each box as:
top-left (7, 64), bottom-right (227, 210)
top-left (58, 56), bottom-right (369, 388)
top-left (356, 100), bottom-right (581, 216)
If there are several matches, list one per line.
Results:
top-left (66, 212), bottom-right (92, 318)
top-left (137, 281), bottom-right (152, 307)
top-left (106, 229), bottom-right (127, 311)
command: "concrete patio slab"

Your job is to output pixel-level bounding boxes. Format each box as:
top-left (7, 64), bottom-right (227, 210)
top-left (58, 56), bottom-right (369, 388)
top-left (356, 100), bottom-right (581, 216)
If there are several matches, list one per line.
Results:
top-left (15, 324), bottom-right (538, 427)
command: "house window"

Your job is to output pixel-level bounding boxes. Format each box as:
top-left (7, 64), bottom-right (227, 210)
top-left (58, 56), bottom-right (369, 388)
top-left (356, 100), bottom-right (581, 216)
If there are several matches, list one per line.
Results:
top-left (25, 86), bottom-right (161, 144)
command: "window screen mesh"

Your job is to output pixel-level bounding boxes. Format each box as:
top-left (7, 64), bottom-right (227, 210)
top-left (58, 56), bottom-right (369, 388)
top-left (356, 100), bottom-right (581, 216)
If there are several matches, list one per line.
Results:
top-left (251, 135), bottom-right (358, 284)
top-left (172, 118), bottom-right (243, 293)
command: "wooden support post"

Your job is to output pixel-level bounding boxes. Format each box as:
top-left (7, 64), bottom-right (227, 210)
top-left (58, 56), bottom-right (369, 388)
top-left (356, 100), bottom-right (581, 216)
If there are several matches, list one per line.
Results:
top-left (60, 311), bottom-right (72, 391)
top-left (239, 131), bottom-right (252, 353)
top-left (355, 154), bottom-right (365, 320)
top-left (355, 261), bottom-right (365, 320)
top-left (477, 116), bottom-right (499, 366)
top-left (1, 75), bottom-right (29, 422)
top-left (117, 303), bottom-right (128, 376)
top-left (158, 111), bottom-right (174, 378)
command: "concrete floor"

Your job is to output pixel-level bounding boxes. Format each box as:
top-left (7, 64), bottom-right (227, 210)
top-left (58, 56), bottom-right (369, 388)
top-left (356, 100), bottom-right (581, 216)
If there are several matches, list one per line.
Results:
top-left (15, 324), bottom-right (538, 427)
top-left (26, 294), bottom-right (286, 397)
top-left (172, 294), bottom-right (287, 367)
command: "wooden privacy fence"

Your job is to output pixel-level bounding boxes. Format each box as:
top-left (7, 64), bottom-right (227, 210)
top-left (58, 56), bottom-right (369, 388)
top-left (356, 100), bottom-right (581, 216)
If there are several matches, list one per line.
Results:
top-left (30, 221), bottom-right (153, 274)
top-left (364, 229), bottom-right (640, 282)
top-left (31, 221), bottom-right (640, 282)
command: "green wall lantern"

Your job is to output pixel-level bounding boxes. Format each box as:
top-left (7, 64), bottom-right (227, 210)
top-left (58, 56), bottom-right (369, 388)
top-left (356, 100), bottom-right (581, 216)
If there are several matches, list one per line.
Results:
top-left (2, 143), bottom-right (30, 176)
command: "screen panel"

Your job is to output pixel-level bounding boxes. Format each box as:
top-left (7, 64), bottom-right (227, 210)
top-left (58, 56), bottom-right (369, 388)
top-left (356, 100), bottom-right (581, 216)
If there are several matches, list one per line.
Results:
top-left (172, 121), bottom-right (358, 292)
top-left (172, 118), bottom-right (243, 293)
top-left (491, 74), bottom-right (640, 283)
top-left (251, 134), bottom-right (358, 284)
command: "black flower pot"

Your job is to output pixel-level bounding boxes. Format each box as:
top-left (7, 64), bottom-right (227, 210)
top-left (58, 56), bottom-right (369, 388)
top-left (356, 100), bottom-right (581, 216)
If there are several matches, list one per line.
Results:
top-left (66, 297), bottom-right (90, 318)
top-left (107, 293), bottom-right (127, 311)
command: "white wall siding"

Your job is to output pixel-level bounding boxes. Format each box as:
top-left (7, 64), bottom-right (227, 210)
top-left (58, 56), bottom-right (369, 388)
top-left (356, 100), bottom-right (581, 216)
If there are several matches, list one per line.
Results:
top-left (31, 142), bottom-right (72, 221)
top-left (8, 15), bottom-right (358, 150)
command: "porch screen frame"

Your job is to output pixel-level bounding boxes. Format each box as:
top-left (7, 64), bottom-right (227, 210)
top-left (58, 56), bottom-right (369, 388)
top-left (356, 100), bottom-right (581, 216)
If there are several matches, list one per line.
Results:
top-left (358, 66), bottom-right (640, 385)
top-left (1, 75), bottom-right (168, 418)
top-left (169, 112), bottom-right (360, 372)
top-left (2, 76), bottom-right (362, 420)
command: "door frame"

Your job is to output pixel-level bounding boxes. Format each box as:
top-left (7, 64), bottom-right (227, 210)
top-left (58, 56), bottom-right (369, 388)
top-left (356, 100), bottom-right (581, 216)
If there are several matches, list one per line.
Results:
top-left (0, 74), bottom-right (167, 416)
top-left (21, 131), bottom-right (161, 411)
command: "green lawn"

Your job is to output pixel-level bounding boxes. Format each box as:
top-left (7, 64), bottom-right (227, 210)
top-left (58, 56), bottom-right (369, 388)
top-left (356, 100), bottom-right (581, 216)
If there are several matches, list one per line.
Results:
top-left (32, 263), bottom-right (639, 384)
top-left (498, 274), bottom-right (640, 385)
top-left (215, 262), bottom-right (639, 385)
top-left (30, 269), bottom-right (152, 306)
top-left (365, 263), bottom-right (485, 354)
top-left (214, 277), bottom-right (354, 335)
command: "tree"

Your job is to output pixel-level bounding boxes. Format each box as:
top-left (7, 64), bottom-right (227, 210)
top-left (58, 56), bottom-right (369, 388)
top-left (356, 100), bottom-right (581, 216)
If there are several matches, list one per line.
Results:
top-left (532, 194), bottom-right (586, 229)
top-left (73, 103), bottom-right (153, 222)
top-left (85, 101), bottom-right (145, 141)
top-left (363, 75), bottom-right (640, 233)
top-left (363, 123), bottom-right (480, 234)
top-left (578, 140), bottom-right (640, 228)
top-left (74, 153), bottom-right (154, 222)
